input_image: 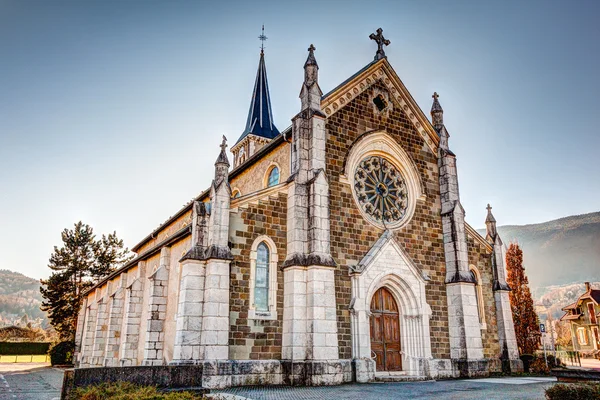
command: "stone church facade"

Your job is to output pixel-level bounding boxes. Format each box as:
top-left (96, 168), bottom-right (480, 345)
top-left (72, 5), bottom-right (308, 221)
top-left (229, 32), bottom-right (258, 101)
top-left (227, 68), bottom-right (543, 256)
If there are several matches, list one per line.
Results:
top-left (73, 29), bottom-right (522, 388)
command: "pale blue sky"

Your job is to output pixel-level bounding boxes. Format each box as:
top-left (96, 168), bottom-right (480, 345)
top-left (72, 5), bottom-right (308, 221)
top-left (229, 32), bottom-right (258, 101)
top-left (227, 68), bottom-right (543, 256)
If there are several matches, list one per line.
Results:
top-left (1, 0), bottom-right (598, 279)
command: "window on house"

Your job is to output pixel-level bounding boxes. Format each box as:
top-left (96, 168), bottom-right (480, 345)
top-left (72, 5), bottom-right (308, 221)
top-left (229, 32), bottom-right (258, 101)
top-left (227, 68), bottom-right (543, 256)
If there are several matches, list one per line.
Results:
top-left (254, 242), bottom-right (270, 312)
top-left (267, 167), bottom-right (280, 187)
top-left (592, 326), bottom-right (600, 346)
top-left (577, 327), bottom-right (588, 345)
top-left (588, 303), bottom-right (597, 325)
top-left (232, 190), bottom-right (241, 199)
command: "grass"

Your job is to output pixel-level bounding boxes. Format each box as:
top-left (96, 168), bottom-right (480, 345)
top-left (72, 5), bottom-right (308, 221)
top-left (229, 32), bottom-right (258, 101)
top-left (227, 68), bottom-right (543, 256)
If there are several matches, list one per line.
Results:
top-left (70, 381), bottom-right (212, 400)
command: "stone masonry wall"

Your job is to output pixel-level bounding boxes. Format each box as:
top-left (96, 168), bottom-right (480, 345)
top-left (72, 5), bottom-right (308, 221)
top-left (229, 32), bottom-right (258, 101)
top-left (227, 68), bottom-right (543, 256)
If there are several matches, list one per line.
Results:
top-left (325, 81), bottom-right (450, 360)
top-left (467, 233), bottom-right (500, 359)
top-left (229, 192), bottom-right (287, 360)
top-left (229, 143), bottom-right (290, 197)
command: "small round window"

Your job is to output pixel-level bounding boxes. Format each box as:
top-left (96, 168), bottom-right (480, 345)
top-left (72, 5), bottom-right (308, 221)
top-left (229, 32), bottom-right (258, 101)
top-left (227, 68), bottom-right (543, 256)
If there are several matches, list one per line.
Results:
top-left (353, 155), bottom-right (408, 225)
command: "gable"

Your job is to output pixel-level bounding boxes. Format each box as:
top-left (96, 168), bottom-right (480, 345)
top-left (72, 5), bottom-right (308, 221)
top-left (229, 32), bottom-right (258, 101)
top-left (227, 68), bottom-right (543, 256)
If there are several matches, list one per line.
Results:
top-left (321, 58), bottom-right (439, 154)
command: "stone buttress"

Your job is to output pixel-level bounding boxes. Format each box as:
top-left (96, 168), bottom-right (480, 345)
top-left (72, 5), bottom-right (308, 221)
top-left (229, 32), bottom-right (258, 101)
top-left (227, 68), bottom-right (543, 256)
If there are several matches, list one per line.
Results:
top-left (485, 205), bottom-right (523, 372)
top-left (282, 45), bottom-right (347, 384)
top-left (171, 201), bottom-right (209, 364)
top-left (433, 93), bottom-right (485, 375)
top-left (200, 138), bottom-right (234, 361)
top-left (119, 262), bottom-right (146, 366)
top-left (142, 247), bottom-right (171, 365)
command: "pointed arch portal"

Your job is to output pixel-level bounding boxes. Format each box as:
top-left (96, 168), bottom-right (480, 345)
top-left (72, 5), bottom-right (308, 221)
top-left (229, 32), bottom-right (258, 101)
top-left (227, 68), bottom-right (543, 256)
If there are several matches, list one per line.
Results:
top-left (370, 287), bottom-right (402, 371)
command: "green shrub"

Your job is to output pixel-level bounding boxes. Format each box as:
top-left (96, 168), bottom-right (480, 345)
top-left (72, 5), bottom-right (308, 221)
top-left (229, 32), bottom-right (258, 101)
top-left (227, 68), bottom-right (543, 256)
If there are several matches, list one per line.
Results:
top-left (49, 340), bottom-right (74, 366)
top-left (70, 382), bottom-right (209, 400)
top-left (0, 341), bottom-right (51, 355)
top-left (545, 383), bottom-right (600, 400)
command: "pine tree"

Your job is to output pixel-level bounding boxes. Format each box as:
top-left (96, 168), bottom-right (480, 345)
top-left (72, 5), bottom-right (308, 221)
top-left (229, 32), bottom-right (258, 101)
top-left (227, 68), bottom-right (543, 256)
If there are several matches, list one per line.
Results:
top-left (40, 222), bottom-right (132, 341)
top-left (505, 242), bottom-right (540, 355)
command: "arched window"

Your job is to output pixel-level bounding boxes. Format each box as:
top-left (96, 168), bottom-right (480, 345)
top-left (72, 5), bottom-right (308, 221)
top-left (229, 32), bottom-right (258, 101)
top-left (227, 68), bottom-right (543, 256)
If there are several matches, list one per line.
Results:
top-left (231, 189), bottom-right (241, 199)
top-left (254, 243), bottom-right (269, 311)
top-left (267, 166), bottom-right (279, 187)
top-left (470, 266), bottom-right (486, 328)
top-left (249, 236), bottom-right (278, 320)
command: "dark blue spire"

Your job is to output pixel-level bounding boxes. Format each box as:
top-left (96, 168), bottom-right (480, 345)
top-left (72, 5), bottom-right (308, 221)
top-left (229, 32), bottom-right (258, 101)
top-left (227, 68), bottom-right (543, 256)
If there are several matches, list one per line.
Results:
top-left (236, 50), bottom-right (279, 144)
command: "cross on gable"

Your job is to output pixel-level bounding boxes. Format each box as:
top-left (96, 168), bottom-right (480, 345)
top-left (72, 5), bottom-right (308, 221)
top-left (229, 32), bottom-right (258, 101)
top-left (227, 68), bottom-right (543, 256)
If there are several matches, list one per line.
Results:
top-left (369, 28), bottom-right (391, 61)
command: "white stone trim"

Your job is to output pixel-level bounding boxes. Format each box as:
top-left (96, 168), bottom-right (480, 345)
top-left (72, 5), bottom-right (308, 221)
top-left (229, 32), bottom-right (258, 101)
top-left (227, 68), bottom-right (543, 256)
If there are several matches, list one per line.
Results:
top-left (341, 131), bottom-right (424, 231)
top-left (350, 234), bottom-right (432, 377)
top-left (469, 265), bottom-right (487, 330)
top-left (248, 235), bottom-right (278, 320)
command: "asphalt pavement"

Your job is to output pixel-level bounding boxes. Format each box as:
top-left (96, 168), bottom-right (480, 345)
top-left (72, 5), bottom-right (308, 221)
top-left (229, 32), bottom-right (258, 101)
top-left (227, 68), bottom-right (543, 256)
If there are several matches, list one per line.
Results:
top-left (0, 363), bottom-right (62, 400)
top-left (0, 363), bottom-right (558, 400)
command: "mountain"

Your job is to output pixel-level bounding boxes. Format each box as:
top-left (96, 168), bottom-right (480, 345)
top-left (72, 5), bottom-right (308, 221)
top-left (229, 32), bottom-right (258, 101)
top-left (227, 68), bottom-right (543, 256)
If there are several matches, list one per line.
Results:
top-left (477, 211), bottom-right (600, 289)
top-left (0, 269), bottom-right (48, 328)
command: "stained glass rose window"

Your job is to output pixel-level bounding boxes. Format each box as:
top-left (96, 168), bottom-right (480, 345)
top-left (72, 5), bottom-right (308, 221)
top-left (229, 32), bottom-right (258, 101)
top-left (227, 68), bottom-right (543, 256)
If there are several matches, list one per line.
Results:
top-left (354, 155), bottom-right (408, 224)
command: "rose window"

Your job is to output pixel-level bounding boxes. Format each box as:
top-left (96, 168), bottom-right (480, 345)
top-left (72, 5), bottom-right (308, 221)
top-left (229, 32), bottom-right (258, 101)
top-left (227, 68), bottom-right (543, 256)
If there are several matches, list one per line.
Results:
top-left (354, 156), bottom-right (408, 224)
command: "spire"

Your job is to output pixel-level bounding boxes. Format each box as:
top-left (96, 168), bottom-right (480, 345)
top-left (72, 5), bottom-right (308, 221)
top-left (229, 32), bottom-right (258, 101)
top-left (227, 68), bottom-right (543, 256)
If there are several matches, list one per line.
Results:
top-left (236, 28), bottom-right (280, 145)
top-left (431, 92), bottom-right (444, 130)
top-left (300, 44), bottom-right (323, 112)
top-left (215, 135), bottom-right (230, 166)
top-left (485, 203), bottom-right (498, 239)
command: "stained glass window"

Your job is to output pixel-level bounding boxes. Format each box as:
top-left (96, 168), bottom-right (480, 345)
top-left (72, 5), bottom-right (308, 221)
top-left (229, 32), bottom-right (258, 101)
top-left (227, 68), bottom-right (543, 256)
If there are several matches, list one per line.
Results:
top-left (353, 156), bottom-right (408, 224)
top-left (267, 167), bottom-right (279, 187)
top-left (255, 242), bottom-right (269, 311)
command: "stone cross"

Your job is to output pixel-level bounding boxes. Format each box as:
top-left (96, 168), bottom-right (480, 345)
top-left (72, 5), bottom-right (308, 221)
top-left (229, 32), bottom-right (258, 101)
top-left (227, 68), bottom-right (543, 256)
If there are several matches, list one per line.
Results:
top-left (486, 204), bottom-right (492, 213)
top-left (220, 135), bottom-right (228, 152)
top-left (369, 28), bottom-right (391, 61)
top-left (308, 44), bottom-right (316, 53)
top-left (433, 92), bottom-right (439, 100)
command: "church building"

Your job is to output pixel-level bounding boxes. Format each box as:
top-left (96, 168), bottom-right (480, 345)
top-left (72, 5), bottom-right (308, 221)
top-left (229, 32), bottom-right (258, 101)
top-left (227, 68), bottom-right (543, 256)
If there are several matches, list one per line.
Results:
top-left (73, 29), bottom-right (523, 389)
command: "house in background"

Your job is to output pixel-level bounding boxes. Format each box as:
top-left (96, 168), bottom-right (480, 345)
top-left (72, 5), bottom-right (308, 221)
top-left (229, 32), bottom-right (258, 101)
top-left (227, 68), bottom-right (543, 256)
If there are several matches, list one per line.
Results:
top-left (561, 282), bottom-right (600, 352)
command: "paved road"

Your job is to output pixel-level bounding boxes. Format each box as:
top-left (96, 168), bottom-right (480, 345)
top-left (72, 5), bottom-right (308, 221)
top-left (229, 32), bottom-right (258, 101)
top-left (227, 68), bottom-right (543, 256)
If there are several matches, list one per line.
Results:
top-left (215, 377), bottom-right (557, 400)
top-left (0, 363), bottom-right (62, 400)
top-left (0, 364), bottom-right (557, 400)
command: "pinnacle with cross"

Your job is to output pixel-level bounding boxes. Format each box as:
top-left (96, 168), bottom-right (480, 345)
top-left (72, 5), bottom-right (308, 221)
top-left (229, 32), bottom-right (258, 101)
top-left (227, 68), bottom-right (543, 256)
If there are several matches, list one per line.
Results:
top-left (369, 28), bottom-right (391, 61)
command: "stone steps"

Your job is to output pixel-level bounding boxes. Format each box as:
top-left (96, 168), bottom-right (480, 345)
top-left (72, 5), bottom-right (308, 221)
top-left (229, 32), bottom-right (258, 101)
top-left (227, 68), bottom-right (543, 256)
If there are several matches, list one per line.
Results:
top-left (374, 372), bottom-right (431, 382)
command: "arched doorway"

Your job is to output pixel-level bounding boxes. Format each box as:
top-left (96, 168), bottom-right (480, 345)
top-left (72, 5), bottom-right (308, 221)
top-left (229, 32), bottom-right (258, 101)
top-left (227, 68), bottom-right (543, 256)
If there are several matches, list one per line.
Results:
top-left (370, 287), bottom-right (402, 371)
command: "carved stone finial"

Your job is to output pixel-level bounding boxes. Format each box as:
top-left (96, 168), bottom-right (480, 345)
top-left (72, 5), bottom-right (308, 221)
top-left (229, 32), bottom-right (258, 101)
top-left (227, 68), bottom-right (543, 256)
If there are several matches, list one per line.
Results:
top-left (304, 44), bottom-right (318, 68)
top-left (369, 28), bottom-right (391, 61)
top-left (433, 92), bottom-right (439, 100)
top-left (486, 204), bottom-right (492, 213)
top-left (215, 135), bottom-right (230, 167)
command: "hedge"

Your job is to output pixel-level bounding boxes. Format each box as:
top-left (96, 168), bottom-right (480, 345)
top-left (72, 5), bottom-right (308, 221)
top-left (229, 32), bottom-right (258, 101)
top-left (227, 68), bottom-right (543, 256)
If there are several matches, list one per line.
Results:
top-left (546, 383), bottom-right (600, 400)
top-left (0, 342), bottom-right (51, 355)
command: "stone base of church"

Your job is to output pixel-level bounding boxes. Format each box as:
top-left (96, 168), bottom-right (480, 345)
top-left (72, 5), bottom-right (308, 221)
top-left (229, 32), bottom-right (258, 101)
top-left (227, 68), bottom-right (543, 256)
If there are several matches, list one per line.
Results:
top-left (63, 357), bottom-right (525, 397)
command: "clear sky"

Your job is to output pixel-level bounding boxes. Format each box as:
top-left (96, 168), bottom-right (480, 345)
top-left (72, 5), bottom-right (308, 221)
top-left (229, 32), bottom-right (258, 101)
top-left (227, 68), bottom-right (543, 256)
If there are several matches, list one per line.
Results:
top-left (1, 0), bottom-right (598, 279)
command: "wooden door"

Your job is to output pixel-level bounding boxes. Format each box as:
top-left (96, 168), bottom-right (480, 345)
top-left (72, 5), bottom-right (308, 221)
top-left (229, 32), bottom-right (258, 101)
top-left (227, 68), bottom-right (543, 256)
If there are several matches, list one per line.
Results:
top-left (370, 287), bottom-right (402, 371)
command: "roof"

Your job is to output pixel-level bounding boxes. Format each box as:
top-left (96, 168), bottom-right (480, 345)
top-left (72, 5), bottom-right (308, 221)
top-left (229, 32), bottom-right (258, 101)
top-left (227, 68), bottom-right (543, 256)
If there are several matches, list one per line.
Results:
top-left (560, 313), bottom-right (582, 321)
top-left (236, 51), bottom-right (280, 145)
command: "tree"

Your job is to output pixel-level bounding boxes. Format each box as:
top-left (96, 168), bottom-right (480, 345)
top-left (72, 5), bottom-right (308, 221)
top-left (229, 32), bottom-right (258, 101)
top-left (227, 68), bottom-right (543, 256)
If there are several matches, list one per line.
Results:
top-left (40, 222), bottom-right (132, 341)
top-left (555, 321), bottom-right (573, 349)
top-left (506, 242), bottom-right (540, 355)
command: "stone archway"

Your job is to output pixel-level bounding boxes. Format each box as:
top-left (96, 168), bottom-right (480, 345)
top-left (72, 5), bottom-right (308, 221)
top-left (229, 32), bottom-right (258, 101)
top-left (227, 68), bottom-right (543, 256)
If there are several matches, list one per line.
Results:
top-left (349, 230), bottom-right (432, 381)
top-left (370, 287), bottom-right (402, 371)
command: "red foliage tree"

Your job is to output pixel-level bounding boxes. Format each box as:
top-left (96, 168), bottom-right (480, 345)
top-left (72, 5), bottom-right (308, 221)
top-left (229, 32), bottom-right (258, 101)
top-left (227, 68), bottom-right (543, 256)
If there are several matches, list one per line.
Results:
top-left (506, 243), bottom-right (540, 355)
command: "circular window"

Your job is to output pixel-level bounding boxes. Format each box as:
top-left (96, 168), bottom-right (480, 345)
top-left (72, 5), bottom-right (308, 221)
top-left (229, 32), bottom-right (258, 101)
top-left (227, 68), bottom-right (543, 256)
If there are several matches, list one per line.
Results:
top-left (353, 155), bottom-right (408, 225)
